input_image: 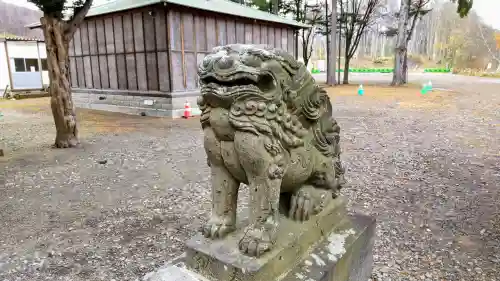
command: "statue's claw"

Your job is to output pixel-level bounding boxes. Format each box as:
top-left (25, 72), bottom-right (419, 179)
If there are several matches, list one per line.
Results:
top-left (202, 217), bottom-right (235, 239)
top-left (289, 190), bottom-right (313, 221)
top-left (238, 226), bottom-right (272, 257)
top-left (289, 186), bottom-right (332, 222)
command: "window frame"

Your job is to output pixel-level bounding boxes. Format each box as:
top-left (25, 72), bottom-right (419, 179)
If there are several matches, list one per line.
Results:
top-left (12, 58), bottom-right (42, 73)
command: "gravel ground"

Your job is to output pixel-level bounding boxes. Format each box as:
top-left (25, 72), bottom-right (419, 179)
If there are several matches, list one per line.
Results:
top-left (0, 79), bottom-right (499, 281)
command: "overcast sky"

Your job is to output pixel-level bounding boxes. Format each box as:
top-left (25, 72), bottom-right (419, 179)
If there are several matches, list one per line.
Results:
top-left (3, 0), bottom-right (500, 29)
top-left (473, 0), bottom-right (500, 29)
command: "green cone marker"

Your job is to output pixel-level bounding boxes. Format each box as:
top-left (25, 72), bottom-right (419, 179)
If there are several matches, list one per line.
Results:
top-left (358, 85), bottom-right (364, 96)
top-left (421, 83), bottom-right (428, 95)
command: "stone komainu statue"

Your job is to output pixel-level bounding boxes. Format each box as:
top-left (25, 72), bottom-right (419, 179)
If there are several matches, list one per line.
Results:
top-left (197, 44), bottom-right (345, 258)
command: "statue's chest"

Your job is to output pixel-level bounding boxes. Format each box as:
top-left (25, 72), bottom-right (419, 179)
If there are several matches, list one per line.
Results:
top-left (209, 108), bottom-right (235, 141)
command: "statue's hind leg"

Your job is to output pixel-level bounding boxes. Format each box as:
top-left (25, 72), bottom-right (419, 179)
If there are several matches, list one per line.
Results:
top-left (234, 132), bottom-right (287, 257)
top-left (202, 128), bottom-right (240, 239)
top-left (288, 159), bottom-right (340, 222)
top-left (288, 185), bottom-right (332, 221)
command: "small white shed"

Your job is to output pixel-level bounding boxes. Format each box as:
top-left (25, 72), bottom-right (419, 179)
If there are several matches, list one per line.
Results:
top-left (0, 36), bottom-right (49, 93)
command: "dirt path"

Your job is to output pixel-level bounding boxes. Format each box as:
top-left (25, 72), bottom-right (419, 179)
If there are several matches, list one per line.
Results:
top-left (0, 82), bottom-right (499, 281)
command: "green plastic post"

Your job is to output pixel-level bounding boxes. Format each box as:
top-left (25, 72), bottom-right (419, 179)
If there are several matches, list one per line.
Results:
top-left (421, 84), bottom-right (428, 95)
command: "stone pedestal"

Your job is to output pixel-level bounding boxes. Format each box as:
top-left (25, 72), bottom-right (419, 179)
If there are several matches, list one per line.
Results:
top-left (185, 198), bottom-right (348, 281)
top-left (145, 208), bottom-right (375, 281)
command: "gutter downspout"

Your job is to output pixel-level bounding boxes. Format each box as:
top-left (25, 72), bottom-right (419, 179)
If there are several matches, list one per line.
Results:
top-left (4, 40), bottom-right (14, 91)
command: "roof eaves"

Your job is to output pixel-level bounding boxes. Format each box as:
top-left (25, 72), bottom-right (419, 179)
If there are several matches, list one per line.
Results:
top-left (27, 0), bottom-right (310, 30)
top-left (0, 34), bottom-right (43, 42)
top-left (27, 0), bottom-right (168, 29)
top-left (85, 0), bottom-right (164, 17)
top-left (8, 37), bottom-right (44, 42)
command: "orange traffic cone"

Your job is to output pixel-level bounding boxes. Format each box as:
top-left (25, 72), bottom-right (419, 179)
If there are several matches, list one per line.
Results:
top-left (183, 101), bottom-right (192, 119)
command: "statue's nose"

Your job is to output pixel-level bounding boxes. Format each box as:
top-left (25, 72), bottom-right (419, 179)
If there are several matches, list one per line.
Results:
top-left (216, 55), bottom-right (235, 70)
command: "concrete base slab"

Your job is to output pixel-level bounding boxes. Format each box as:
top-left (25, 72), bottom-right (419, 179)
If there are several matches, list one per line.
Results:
top-left (145, 213), bottom-right (375, 281)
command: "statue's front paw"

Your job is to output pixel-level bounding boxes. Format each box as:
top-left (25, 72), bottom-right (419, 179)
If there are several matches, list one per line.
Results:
top-left (202, 217), bottom-right (235, 239)
top-left (238, 227), bottom-right (272, 257)
top-left (238, 217), bottom-right (277, 257)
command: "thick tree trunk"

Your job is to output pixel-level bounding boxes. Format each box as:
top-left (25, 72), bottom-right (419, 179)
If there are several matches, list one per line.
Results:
top-left (42, 17), bottom-right (79, 148)
top-left (392, 0), bottom-right (411, 86)
top-left (393, 47), bottom-right (407, 86)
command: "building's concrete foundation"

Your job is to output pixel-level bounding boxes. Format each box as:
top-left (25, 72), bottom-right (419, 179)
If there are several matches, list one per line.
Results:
top-left (72, 89), bottom-right (202, 118)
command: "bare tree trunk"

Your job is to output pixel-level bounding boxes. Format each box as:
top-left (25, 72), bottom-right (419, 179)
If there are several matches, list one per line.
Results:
top-left (393, 46), bottom-right (408, 86)
top-left (302, 39), bottom-right (310, 67)
top-left (402, 52), bottom-right (408, 83)
top-left (381, 35), bottom-right (386, 57)
top-left (327, 0), bottom-right (337, 86)
top-left (343, 57), bottom-right (350, 84)
top-left (344, 23), bottom-right (351, 85)
top-left (402, 9), bottom-right (419, 84)
top-left (271, 0), bottom-right (279, 14)
top-left (42, 17), bottom-right (79, 148)
top-left (392, 0), bottom-right (410, 86)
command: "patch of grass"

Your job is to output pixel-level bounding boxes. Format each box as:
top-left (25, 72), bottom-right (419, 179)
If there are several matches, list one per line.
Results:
top-left (346, 55), bottom-right (441, 69)
top-left (452, 68), bottom-right (500, 78)
top-left (0, 97), bottom-right (202, 136)
top-left (0, 97), bottom-right (49, 112)
top-left (325, 84), bottom-right (422, 100)
top-left (324, 84), bottom-right (456, 110)
top-left (0, 97), bottom-right (153, 135)
top-left (77, 108), bottom-right (161, 135)
top-left (372, 57), bottom-right (391, 66)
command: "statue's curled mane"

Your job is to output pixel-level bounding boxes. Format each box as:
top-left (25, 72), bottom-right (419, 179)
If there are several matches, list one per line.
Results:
top-left (249, 46), bottom-right (340, 158)
top-left (200, 44), bottom-right (344, 180)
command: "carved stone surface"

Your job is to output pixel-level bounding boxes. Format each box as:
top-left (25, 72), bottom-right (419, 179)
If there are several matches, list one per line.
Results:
top-left (197, 44), bottom-right (346, 258)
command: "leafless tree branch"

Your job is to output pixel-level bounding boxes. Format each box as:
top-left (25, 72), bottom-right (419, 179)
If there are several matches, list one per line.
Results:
top-left (64, 0), bottom-right (93, 37)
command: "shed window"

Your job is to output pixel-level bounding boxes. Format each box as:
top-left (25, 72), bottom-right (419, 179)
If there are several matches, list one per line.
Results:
top-left (25, 59), bottom-right (40, 72)
top-left (41, 59), bottom-right (48, 71)
top-left (14, 58), bottom-right (26, 72)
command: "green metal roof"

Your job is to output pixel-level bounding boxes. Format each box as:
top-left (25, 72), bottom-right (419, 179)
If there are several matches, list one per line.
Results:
top-left (166, 0), bottom-right (308, 28)
top-left (27, 0), bottom-right (309, 29)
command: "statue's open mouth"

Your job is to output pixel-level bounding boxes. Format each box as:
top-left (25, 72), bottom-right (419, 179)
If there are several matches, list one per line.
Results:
top-left (200, 72), bottom-right (276, 94)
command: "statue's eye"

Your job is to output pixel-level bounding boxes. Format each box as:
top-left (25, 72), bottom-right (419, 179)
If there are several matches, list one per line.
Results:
top-left (242, 54), bottom-right (262, 68)
top-left (202, 56), bottom-right (212, 68)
